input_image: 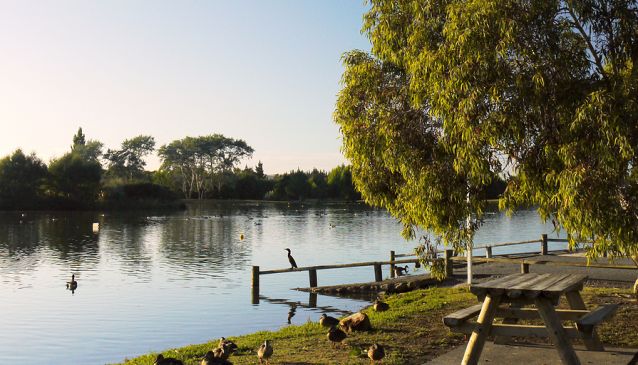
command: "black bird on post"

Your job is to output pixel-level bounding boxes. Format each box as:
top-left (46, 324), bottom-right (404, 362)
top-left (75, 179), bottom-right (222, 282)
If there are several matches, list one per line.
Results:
top-left (285, 248), bottom-right (298, 269)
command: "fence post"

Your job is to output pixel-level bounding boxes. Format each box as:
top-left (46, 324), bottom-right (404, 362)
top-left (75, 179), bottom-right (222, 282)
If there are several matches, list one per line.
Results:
top-left (309, 269), bottom-right (318, 288)
top-left (541, 234), bottom-right (548, 255)
top-left (485, 246), bottom-right (493, 258)
top-left (390, 251), bottom-right (396, 278)
top-left (445, 249), bottom-right (454, 278)
top-left (251, 266), bottom-right (260, 304)
top-left (374, 263), bottom-right (383, 282)
top-left (521, 262), bottom-right (530, 273)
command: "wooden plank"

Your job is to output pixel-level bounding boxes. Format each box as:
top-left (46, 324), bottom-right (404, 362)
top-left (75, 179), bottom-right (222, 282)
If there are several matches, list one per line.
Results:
top-left (577, 304), bottom-right (619, 330)
top-left (443, 304), bottom-right (483, 327)
top-left (451, 322), bottom-right (582, 339)
top-left (523, 273), bottom-right (572, 298)
top-left (496, 307), bottom-right (588, 321)
top-left (542, 274), bottom-right (588, 296)
top-left (462, 294), bottom-right (501, 365)
top-left (470, 273), bottom-right (531, 296)
top-left (535, 297), bottom-right (581, 365)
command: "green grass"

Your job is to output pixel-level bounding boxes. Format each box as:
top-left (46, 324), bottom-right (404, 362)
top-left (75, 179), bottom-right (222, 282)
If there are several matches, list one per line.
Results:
top-left (112, 285), bottom-right (638, 365)
top-left (113, 286), bottom-right (474, 365)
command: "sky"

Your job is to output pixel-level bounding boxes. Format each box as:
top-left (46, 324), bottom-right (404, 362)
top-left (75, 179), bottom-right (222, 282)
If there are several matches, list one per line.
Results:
top-left (0, 1), bottom-right (371, 174)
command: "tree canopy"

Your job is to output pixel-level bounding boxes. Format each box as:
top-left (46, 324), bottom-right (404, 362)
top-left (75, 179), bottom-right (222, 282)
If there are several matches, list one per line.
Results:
top-left (104, 135), bottom-right (156, 182)
top-left (336, 0), bottom-right (638, 264)
top-left (158, 135), bottom-right (254, 198)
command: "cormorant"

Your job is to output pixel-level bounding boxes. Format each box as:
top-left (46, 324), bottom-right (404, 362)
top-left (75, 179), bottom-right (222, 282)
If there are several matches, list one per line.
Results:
top-left (284, 248), bottom-right (298, 269)
top-left (257, 340), bottom-right (273, 365)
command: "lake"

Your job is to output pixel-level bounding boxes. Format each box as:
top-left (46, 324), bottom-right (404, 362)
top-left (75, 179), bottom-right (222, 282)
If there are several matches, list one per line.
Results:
top-left (0, 201), bottom-right (565, 364)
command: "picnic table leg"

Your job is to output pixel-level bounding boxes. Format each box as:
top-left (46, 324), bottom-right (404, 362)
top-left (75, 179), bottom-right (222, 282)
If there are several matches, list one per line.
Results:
top-left (535, 297), bottom-right (581, 365)
top-left (565, 291), bottom-right (604, 351)
top-left (462, 293), bottom-right (501, 365)
top-left (494, 302), bottom-right (521, 345)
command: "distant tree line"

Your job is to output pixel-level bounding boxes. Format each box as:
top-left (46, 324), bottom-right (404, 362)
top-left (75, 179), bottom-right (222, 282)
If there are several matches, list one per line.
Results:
top-left (0, 128), bottom-right (396, 210)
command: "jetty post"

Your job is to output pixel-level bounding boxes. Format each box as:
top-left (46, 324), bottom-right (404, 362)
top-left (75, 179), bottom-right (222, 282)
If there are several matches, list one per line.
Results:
top-left (541, 234), bottom-right (548, 255)
top-left (485, 246), bottom-right (493, 258)
top-left (374, 263), bottom-right (383, 282)
top-left (251, 266), bottom-right (260, 304)
top-left (444, 249), bottom-right (454, 278)
top-left (390, 250), bottom-right (396, 278)
top-left (521, 262), bottom-right (530, 273)
top-left (309, 269), bottom-right (318, 288)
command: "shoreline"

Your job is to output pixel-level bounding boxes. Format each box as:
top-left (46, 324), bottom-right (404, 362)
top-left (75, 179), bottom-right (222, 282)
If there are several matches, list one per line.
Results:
top-left (112, 283), bottom-right (637, 365)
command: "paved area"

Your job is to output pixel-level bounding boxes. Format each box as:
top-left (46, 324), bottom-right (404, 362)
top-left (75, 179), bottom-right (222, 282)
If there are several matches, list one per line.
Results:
top-left (426, 342), bottom-right (638, 364)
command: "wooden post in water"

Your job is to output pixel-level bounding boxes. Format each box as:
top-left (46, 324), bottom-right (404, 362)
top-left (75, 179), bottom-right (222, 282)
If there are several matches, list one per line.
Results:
top-left (445, 249), bottom-right (454, 278)
top-left (309, 269), bottom-right (318, 288)
top-left (485, 246), bottom-right (492, 258)
top-left (251, 266), bottom-right (260, 304)
top-left (521, 262), bottom-right (530, 273)
top-left (374, 263), bottom-right (383, 282)
top-left (541, 234), bottom-right (548, 255)
top-left (390, 251), bottom-right (396, 278)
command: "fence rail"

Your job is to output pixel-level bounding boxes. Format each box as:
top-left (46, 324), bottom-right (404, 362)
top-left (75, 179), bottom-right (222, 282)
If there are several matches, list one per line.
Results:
top-left (252, 233), bottom-right (633, 300)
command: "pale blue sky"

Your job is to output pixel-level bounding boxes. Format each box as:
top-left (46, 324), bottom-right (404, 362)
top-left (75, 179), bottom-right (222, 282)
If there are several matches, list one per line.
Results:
top-left (0, 1), bottom-right (370, 173)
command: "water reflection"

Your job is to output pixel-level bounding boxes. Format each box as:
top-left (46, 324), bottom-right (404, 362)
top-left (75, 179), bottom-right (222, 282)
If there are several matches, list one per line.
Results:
top-left (0, 201), bottom-right (560, 365)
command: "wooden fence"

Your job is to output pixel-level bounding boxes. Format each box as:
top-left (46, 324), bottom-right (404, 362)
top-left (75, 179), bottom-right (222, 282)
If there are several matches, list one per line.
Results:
top-left (252, 234), bottom-right (635, 299)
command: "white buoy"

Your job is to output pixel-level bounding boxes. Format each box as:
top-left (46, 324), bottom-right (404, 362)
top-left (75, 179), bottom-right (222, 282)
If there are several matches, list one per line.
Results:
top-left (92, 223), bottom-right (100, 233)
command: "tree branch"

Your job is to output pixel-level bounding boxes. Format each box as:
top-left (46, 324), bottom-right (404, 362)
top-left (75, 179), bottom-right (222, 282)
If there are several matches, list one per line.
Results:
top-left (565, 1), bottom-right (610, 85)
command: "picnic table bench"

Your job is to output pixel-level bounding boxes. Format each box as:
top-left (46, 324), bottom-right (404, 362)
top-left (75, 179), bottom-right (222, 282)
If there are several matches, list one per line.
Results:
top-left (443, 273), bottom-right (618, 365)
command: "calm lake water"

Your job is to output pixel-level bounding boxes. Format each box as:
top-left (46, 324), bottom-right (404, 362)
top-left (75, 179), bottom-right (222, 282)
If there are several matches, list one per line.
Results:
top-left (0, 201), bottom-right (565, 364)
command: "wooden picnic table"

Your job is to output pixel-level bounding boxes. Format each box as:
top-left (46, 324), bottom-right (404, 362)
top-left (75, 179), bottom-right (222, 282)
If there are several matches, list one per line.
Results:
top-left (444, 273), bottom-right (618, 365)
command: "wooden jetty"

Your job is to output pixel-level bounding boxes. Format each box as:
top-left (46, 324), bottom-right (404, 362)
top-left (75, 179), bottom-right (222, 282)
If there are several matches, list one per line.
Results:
top-left (251, 234), bottom-right (636, 301)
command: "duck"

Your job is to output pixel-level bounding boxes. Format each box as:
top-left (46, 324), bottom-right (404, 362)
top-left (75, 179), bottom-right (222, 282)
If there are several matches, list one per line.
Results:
top-left (373, 299), bottom-right (389, 312)
top-left (154, 354), bottom-right (183, 365)
top-left (201, 350), bottom-right (232, 365)
top-left (319, 313), bottom-right (340, 328)
top-left (284, 248), bottom-right (298, 269)
top-left (393, 265), bottom-right (409, 277)
top-left (368, 343), bottom-right (385, 364)
top-left (257, 340), bottom-right (273, 365)
top-left (327, 325), bottom-right (347, 348)
top-left (66, 274), bottom-right (78, 290)
top-left (218, 337), bottom-right (238, 352)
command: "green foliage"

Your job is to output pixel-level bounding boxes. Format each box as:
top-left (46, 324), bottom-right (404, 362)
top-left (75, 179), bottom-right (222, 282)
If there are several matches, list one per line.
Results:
top-left (158, 135), bottom-right (254, 199)
top-left (48, 151), bottom-right (102, 206)
top-left (0, 150), bottom-right (48, 209)
top-left (104, 135), bottom-right (155, 182)
top-left (337, 0), bottom-right (638, 263)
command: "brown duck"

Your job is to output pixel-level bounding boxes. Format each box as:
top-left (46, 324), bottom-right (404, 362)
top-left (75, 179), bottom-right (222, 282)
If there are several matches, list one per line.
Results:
top-left (368, 343), bottom-right (385, 364)
top-left (327, 325), bottom-right (347, 348)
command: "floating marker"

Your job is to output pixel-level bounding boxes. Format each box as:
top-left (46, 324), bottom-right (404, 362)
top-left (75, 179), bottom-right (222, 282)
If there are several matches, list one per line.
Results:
top-left (92, 223), bottom-right (100, 233)
top-left (240, 233), bottom-right (245, 240)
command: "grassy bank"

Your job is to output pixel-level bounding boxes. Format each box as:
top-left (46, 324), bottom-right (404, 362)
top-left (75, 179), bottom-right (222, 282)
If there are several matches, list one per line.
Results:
top-left (114, 285), bottom-right (637, 365)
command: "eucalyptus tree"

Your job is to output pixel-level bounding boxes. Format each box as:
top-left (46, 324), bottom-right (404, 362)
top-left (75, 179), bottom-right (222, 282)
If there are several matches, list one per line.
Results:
top-left (158, 135), bottom-right (253, 199)
top-left (104, 135), bottom-right (155, 181)
top-left (336, 0), bottom-right (638, 286)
